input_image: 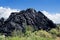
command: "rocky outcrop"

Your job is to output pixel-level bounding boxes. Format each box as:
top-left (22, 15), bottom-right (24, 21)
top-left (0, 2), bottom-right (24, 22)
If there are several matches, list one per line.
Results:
top-left (0, 8), bottom-right (56, 36)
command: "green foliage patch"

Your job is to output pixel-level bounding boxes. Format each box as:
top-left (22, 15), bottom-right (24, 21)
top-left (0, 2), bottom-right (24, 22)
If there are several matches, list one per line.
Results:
top-left (0, 25), bottom-right (60, 40)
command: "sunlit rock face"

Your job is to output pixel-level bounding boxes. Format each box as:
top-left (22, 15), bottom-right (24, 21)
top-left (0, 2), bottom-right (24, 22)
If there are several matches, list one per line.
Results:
top-left (0, 8), bottom-right (56, 36)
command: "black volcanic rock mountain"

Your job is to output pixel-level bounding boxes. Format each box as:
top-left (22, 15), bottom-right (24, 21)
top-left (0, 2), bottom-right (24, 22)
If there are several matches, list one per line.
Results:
top-left (0, 8), bottom-right (56, 36)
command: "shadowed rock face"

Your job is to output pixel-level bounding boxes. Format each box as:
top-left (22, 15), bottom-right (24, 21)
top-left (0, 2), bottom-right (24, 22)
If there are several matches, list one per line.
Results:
top-left (0, 8), bottom-right (56, 36)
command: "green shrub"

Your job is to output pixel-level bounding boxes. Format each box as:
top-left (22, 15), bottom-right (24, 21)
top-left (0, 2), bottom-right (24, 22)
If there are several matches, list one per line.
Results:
top-left (11, 30), bottom-right (24, 37)
top-left (49, 29), bottom-right (58, 35)
top-left (49, 28), bottom-right (60, 37)
top-left (25, 31), bottom-right (32, 36)
top-left (56, 26), bottom-right (60, 37)
top-left (0, 35), bottom-right (5, 40)
top-left (25, 25), bottom-right (34, 32)
top-left (34, 30), bottom-right (52, 38)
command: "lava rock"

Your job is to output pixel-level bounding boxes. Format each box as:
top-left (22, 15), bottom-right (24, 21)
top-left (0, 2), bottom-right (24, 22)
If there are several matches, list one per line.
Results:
top-left (0, 8), bottom-right (56, 36)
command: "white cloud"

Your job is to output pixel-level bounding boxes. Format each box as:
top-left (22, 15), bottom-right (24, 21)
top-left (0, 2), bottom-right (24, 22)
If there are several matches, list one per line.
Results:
top-left (41, 11), bottom-right (60, 24)
top-left (0, 6), bottom-right (60, 24)
top-left (0, 7), bottom-right (19, 19)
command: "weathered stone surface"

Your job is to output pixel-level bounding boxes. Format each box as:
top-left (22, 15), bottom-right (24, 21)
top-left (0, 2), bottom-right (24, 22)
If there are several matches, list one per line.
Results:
top-left (0, 8), bottom-right (56, 36)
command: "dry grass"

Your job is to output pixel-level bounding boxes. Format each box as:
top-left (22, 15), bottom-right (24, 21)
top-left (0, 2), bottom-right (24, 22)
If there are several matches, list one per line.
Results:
top-left (56, 37), bottom-right (60, 40)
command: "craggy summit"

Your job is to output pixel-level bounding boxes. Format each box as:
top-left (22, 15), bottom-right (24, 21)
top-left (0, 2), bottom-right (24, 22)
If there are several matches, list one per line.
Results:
top-left (0, 8), bottom-right (56, 36)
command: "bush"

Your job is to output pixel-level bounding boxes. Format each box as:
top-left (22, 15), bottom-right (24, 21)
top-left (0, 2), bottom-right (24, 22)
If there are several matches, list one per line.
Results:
top-left (0, 35), bottom-right (5, 40)
top-left (25, 25), bottom-right (34, 32)
top-left (56, 26), bottom-right (60, 37)
top-left (34, 30), bottom-right (52, 38)
top-left (11, 30), bottom-right (24, 37)
top-left (49, 28), bottom-right (60, 37)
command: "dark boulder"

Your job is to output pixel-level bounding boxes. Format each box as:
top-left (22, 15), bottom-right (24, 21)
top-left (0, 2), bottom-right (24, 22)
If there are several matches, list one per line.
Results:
top-left (0, 8), bottom-right (56, 36)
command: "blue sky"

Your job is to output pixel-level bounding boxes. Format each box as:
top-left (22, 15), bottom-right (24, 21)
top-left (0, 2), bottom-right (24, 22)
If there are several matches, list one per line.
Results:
top-left (0, 0), bottom-right (60, 24)
top-left (0, 0), bottom-right (60, 13)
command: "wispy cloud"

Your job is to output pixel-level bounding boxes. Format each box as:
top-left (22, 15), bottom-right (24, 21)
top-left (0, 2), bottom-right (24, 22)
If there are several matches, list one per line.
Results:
top-left (42, 11), bottom-right (60, 24)
top-left (0, 7), bottom-right (19, 19)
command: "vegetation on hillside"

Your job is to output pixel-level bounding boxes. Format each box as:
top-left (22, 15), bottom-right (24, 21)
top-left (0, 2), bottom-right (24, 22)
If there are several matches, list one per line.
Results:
top-left (0, 25), bottom-right (60, 40)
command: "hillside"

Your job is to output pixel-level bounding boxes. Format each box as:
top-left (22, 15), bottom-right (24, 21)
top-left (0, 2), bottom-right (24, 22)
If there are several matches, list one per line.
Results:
top-left (0, 8), bottom-right (56, 36)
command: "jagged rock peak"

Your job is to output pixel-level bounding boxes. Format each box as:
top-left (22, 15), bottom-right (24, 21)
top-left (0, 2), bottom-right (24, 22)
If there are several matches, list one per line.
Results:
top-left (26, 8), bottom-right (36, 13)
top-left (0, 8), bottom-right (56, 36)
